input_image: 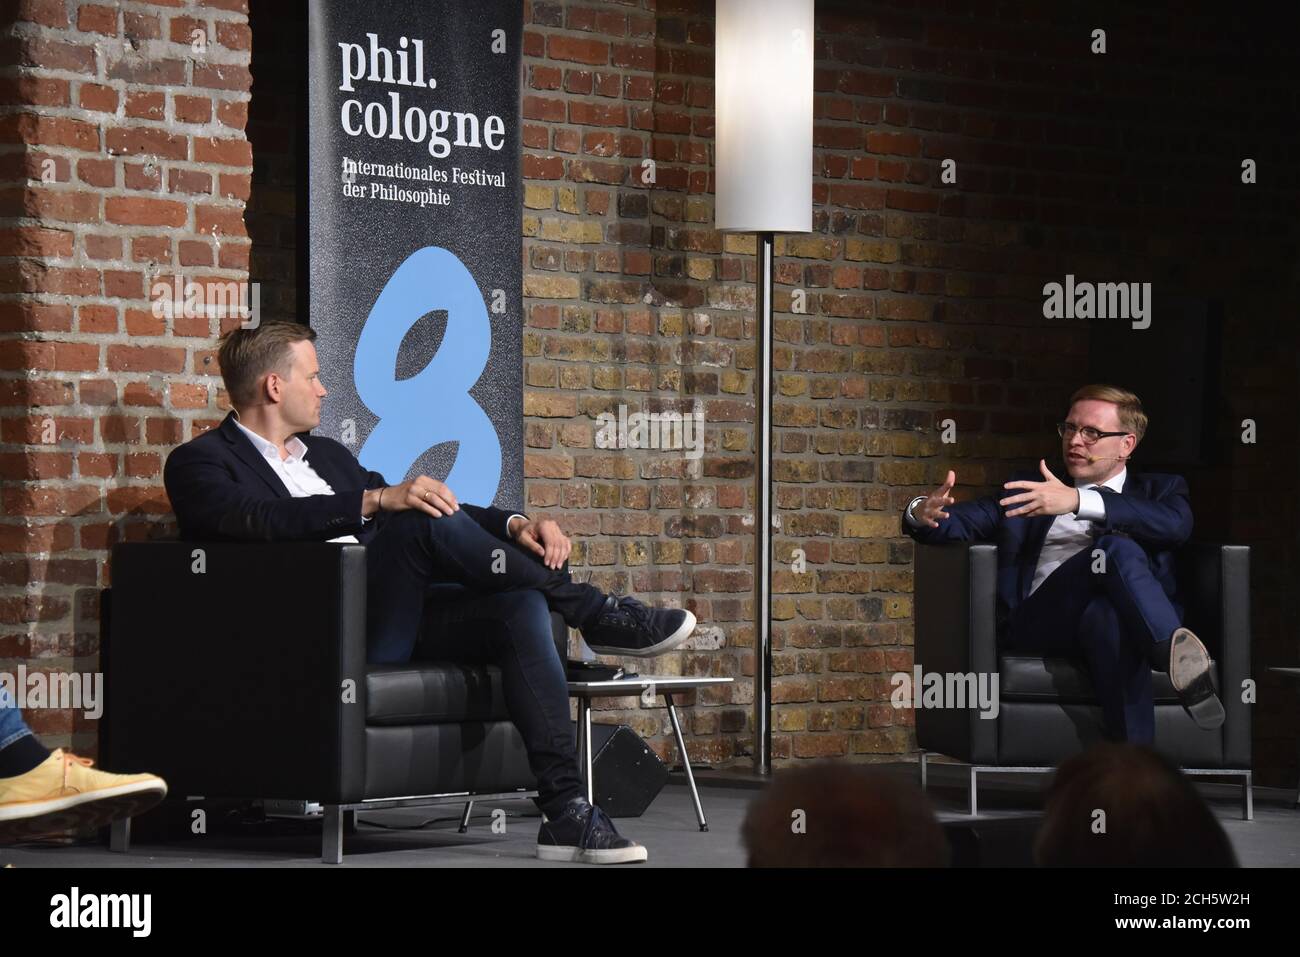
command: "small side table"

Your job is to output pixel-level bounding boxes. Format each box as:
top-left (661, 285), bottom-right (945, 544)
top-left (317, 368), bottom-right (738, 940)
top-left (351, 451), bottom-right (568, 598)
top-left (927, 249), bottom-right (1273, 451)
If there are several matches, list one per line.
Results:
top-left (1267, 667), bottom-right (1300, 808)
top-left (567, 676), bottom-right (734, 831)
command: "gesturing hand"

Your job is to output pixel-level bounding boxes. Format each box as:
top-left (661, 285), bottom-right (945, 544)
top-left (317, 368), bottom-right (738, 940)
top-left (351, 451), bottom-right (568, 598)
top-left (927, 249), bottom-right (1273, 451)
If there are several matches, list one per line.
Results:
top-left (999, 459), bottom-right (1080, 518)
top-left (515, 517), bottom-right (571, 570)
top-left (915, 470), bottom-right (956, 527)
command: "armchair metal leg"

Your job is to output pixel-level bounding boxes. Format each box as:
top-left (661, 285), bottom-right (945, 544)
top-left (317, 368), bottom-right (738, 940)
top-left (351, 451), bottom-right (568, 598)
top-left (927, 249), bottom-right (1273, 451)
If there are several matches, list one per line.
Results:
top-left (322, 805), bottom-right (343, 864)
top-left (109, 817), bottom-right (130, 853)
top-left (919, 750), bottom-right (928, 792)
top-left (968, 765), bottom-right (978, 816)
top-left (1184, 768), bottom-right (1253, 822)
top-left (458, 801), bottom-right (474, 833)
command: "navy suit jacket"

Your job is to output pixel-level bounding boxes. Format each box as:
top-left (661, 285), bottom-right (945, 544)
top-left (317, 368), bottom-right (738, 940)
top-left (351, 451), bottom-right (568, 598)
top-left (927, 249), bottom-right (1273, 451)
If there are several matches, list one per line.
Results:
top-left (903, 461), bottom-right (1193, 632)
top-left (163, 411), bottom-right (517, 545)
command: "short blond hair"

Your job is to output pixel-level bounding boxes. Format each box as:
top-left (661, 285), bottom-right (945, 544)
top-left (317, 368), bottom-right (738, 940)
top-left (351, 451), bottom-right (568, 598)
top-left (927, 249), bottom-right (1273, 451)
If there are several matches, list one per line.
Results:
top-left (1069, 383), bottom-right (1147, 443)
top-left (218, 321), bottom-right (316, 409)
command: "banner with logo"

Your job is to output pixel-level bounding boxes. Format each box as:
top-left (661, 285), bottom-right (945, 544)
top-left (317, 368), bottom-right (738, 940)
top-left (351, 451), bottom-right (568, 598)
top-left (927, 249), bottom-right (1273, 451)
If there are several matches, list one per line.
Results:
top-left (306, 0), bottom-right (522, 507)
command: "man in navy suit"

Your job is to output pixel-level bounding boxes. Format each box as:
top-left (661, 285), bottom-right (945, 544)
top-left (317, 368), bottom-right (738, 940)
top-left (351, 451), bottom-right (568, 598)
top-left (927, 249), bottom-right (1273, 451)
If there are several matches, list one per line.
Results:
top-left (164, 321), bottom-right (697, 864)
top-left (902, 384), bottom-right (1223, 744)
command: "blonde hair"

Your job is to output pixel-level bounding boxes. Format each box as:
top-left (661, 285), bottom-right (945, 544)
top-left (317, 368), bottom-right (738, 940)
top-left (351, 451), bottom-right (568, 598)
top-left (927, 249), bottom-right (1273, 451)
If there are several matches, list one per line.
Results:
top-left (217, 321), bottom-right (317, 409)
top-left (1069, 383), bottom-right (1147, 443)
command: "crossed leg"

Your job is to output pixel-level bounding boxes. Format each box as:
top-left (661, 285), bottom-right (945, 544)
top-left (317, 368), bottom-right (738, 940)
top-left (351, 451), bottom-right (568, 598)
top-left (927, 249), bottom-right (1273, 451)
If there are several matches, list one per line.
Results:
top-left (1006, 535), bottom-right (1182, 743)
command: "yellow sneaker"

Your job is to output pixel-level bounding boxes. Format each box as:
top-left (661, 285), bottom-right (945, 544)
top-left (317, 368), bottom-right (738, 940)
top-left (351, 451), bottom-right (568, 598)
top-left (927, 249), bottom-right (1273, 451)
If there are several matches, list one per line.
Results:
top-left (0, 749), bottom-right (167, 842)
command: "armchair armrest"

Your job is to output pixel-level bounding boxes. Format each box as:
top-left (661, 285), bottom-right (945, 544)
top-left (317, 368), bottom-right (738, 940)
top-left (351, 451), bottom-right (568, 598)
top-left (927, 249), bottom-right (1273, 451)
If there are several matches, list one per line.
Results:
top-left (913, 542), bottom-right (999, 764)
top-left (103, 541), bottom-right (368, 805)
top-left (1177, 543), bottom-right (1251, 767)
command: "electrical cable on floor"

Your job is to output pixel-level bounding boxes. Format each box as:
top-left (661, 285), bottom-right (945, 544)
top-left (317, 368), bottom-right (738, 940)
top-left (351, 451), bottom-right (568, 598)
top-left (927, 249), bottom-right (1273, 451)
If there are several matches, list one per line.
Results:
top-left (358, 808), bottom-right (537, 831)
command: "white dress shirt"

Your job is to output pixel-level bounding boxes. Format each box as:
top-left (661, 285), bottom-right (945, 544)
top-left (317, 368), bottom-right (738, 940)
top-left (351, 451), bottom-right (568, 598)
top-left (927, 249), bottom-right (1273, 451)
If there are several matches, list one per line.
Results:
top-left (904, 467), bottom-right (1126, 596)
top-left (231, 411), bottom-right (527, 542)
top-left (1027, 469), bottom-right (1125, 595)
top-left (231, 411), bottom-right (367, 543)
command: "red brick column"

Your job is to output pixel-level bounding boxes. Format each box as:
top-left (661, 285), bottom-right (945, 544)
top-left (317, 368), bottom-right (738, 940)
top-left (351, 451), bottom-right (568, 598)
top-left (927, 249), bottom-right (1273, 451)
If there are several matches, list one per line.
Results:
top-left (0, 0), bottom-right (252, 753)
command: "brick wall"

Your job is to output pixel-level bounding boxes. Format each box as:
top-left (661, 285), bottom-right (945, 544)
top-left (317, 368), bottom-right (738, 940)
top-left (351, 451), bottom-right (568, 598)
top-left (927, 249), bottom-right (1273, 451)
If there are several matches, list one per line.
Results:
top-left (0, 0), bottom-right (252, 752)
top-left (5, 0), bottom-right (1297, 789)
top-left (513, 0), bottom-right (1299, 784)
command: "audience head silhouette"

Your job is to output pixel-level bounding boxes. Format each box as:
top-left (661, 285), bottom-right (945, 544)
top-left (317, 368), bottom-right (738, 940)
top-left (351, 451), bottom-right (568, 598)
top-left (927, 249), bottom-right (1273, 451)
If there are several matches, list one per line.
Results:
top-left (742, 762), bottom-right (949, 867)
top-left (1035, 743), bottom-right (1237, 867)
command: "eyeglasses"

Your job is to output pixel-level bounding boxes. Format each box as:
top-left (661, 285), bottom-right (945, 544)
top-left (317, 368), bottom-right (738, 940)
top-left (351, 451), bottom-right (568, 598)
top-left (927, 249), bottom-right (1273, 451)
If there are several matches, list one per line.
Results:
top-left (1057, 422), bottom-right (1130, 445)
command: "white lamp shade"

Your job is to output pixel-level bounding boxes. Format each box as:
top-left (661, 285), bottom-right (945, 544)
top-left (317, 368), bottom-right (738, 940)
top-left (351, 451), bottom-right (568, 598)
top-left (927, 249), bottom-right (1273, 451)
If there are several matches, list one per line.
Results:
top-left (714, 0), bottom-right (814, 234)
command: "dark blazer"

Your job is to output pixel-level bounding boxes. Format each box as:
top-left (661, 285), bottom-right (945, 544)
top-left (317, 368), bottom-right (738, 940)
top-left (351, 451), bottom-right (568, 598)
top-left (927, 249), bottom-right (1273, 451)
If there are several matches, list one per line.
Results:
top-left (163, 411), bottom-right (517, 544)
top-left (903, 461), bottom-right (1193, 630)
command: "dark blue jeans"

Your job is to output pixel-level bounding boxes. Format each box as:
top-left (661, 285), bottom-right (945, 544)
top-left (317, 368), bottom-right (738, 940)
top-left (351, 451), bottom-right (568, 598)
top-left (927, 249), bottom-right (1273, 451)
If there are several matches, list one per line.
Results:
top-left (1005, 534), bottom-right (1182, 744)
top-left (364, 509), bottom-right (605, 815)
top-left (0, 685), bottom-right (34, 753)
top-left (0, 686), bottom-right (51, 778)
top-left (416, 586), bottom-right (583, 817)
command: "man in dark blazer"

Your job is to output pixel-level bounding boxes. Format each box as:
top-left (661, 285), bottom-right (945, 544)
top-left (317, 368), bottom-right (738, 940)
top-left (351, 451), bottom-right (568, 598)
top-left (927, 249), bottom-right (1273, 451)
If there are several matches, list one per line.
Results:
top-left (902, 384), bottom-right (1223, 744)
top-left (163, 321), bottom-right (697, 864)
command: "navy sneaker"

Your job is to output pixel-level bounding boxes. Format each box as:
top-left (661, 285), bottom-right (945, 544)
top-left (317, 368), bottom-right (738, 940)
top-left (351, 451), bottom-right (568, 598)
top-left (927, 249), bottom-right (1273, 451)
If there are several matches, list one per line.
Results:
top-left (537, 797), bottom-right (648, 864)
top-left (580, 595), bottom-right (696, 658)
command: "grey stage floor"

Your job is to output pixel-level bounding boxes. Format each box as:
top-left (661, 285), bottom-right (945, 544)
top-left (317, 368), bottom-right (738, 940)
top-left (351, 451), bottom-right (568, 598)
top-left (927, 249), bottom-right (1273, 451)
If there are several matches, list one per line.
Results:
top-left (2, 763), bottom-right (1296, 868)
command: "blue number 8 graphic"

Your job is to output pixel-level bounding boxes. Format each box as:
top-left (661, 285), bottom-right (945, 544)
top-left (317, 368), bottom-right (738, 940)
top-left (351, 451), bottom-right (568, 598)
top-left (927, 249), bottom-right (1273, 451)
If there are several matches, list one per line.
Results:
top-left (354, 246), bottom-right (502, 504)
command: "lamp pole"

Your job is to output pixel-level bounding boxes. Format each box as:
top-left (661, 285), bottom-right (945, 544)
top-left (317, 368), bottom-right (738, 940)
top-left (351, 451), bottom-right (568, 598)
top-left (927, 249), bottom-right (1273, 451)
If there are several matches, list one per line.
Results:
top-left (713, 0), bottom-right (812, 777)
top-left (753, 232), bottom-right (774, 773)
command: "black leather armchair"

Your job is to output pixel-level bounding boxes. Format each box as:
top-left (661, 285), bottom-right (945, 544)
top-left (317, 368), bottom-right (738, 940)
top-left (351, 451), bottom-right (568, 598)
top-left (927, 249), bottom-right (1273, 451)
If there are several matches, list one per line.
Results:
top-left (102, 540), bottom-right (562, 862)
top-left (913, 541), bottom-right (1252, 817)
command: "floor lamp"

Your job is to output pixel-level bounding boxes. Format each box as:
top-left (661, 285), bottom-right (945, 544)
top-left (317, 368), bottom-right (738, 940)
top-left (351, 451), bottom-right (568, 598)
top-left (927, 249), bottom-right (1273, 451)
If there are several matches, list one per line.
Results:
top-left (714, 0), bottom-right (814, 775)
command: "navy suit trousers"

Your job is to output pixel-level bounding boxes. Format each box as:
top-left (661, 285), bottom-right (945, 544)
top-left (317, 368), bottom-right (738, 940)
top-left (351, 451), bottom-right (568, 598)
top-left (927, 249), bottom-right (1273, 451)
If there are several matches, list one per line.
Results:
top-left (1004, 534), bottom-right (1182, 744)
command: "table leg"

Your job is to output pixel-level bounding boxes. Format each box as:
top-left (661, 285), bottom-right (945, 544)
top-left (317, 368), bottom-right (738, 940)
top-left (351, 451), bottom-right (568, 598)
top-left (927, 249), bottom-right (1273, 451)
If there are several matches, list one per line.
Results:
top-left (575, 701), bottom-right (586, 799)
top-left (665, 692), bottom-right (707, 831)
top-left (580, 696), bottom-right (594, 805)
